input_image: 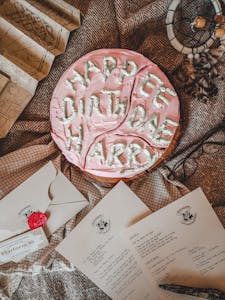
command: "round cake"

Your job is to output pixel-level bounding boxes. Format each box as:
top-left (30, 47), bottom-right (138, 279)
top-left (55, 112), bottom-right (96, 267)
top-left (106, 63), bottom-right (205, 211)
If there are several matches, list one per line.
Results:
top-left (50, 49), bottom-right (180, 183)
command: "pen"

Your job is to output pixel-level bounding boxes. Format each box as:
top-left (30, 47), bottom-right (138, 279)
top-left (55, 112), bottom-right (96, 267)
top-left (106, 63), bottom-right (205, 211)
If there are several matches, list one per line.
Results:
top-left (159, 284), bottom-right (225, 300)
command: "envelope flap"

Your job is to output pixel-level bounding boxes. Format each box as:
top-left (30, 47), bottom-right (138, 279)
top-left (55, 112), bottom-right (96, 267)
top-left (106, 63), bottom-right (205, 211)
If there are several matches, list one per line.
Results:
top-left (45, 171), bottom-right (88, 237)
top-left (0, 162), bottom-right (56, 242)
top-left (49, 171), bottom-right (87, 204)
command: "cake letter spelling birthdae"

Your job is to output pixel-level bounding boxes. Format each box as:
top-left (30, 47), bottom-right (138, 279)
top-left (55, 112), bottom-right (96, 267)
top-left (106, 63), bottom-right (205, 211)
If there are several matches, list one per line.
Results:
top-left (50, 49), bottom-right (180, 182)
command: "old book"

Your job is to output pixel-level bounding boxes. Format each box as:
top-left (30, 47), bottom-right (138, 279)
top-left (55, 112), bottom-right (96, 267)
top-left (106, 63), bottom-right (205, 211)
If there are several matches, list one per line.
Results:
top-left (0, 0), bottom-right (80, 138)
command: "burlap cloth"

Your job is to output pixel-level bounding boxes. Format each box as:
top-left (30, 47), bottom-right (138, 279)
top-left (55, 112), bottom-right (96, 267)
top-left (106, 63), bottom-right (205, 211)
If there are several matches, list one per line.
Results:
top-left (0, 0), bottom-right (225, 299)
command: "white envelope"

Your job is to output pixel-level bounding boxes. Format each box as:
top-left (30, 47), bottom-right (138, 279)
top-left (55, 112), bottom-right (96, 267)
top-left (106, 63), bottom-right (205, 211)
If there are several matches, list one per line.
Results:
top-left (0, 162), bottom-right (88, 242)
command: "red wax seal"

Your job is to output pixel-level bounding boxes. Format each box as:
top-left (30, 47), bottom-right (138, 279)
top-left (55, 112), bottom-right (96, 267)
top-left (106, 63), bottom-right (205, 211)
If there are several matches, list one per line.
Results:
top-left (28, 212), bottom-right (48, 230)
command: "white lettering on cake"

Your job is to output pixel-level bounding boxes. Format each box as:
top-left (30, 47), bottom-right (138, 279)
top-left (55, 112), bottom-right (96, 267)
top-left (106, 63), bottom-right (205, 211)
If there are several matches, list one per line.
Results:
top-left (127, 143), bottom-right (142, 167)
top-left (139, 148), bottom-right (158, 171)
top-left (60, 97), bottom-right (77, 124)
top-left (84, 60), bottom-right (101, 84)
top-left (89, 142), bottom-right (105, 164)
top-left (140, 73), bottom-right (177, 108)
top-left (79, 99), bottom-right (85, 115)
top-left (102, 89), bottom-right (120, 96)
top-left (119, 60), bottom-right (138, 83)
top-left (88, 95), bottom-right (103, 117)
top-left (103, 56), bottom-right (117, 80)
top-left (143, 113), bottom-right (158, 134)
top-left (102, 90), bottom-right (120, 115)
top-left (127, 105), bottom-right (146, 128)
top-left (108, 143), bottom-right (126, 166)
top-left (88, 140), bottom-right (161, 172)
top-left (102, 90), bottom-right (127, 116)
top-left (66, 79), bottom-right (76, 92)
top-left (153, 118), bottom-right (179, 145)
top-left (121, 147), bottom-right (158, 174)
top-left (144, 148), bottom-right (158, 165)
top-left (153, 87), bottom-right (177, 109)
top-left (140, 73), bottom-right (163, 97)
top-left (114, 97), bottom-right (128, 116)
top-left (66, 125), bottom-right (83, 152)
top-left (165, 118), bottom-right (179, 127)
top-left (136, 115), bottom-right (178, 145)
top-left (66, 70), bottom-right (87, 93)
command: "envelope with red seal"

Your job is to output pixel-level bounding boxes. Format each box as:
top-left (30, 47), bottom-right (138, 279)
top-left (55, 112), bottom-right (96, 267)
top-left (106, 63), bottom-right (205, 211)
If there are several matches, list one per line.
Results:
top-left (0, 162), bottom-right (88, 243)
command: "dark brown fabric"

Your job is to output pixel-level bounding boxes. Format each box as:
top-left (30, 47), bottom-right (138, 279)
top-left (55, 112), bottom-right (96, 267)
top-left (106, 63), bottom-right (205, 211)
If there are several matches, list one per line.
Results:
top-left (0, 1), bottom-right (224, 299)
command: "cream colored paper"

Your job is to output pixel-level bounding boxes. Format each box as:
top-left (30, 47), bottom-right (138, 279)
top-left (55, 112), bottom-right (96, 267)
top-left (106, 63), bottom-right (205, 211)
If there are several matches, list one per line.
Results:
top-left (56, 181), bottom-right (158, 300)
top-left (0, 227), bottom-right (48, 265)
top-left (0, 73), bottom-right (9, 93)
top-left (0, 0), bottom-right (80, 138)
top-left (0, 162), bottom-right (88, 242)
top-left (121, 188), bottom-right (225, 299)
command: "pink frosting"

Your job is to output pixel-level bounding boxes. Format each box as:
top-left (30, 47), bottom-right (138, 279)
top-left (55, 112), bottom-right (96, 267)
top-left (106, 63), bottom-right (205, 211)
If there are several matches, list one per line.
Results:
top-left (50, 49), bottom-right (180, 178)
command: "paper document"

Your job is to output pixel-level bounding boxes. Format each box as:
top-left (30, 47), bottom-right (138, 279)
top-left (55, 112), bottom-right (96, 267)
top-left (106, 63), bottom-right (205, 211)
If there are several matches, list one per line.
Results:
top-left (56, 181), bottom-right (159, 300)
top-left (57, 185), bottom-right (225, 300)
top-left (121, 188), bottom-right (225, 299)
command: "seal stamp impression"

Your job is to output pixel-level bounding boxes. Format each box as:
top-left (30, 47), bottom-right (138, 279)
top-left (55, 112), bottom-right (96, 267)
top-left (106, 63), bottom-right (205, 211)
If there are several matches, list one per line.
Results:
top-left (28, 212), bottom-right (48, 230)
top-left (177, 206), bottom-right (196, 225)
top-left (92, 215), bottom-right (110, 234)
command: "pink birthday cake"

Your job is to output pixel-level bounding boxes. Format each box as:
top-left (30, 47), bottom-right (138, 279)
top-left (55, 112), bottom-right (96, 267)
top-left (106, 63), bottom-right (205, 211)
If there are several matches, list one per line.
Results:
top-left (50, 49), bottom-right (180, 183)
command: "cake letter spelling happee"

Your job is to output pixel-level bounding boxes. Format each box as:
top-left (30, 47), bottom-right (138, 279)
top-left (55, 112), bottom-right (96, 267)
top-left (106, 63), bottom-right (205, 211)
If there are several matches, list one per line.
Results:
top-left (50, 49), bottom-right (180, 182)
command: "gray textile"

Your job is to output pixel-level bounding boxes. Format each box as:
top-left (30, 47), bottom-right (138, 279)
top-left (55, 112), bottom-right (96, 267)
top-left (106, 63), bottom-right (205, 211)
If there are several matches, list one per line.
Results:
top-left (0, 0), bottom-right (225, 299)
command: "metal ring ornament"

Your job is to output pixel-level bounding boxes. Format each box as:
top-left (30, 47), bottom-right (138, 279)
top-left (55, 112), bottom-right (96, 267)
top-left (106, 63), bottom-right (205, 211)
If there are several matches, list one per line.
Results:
top-left (166, 0), bottom-right (223, 54)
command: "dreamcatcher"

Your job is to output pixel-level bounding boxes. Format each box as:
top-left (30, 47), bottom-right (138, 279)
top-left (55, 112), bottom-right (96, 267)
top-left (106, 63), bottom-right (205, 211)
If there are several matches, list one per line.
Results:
top-left (166, 0), bottom-right (225, 102)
